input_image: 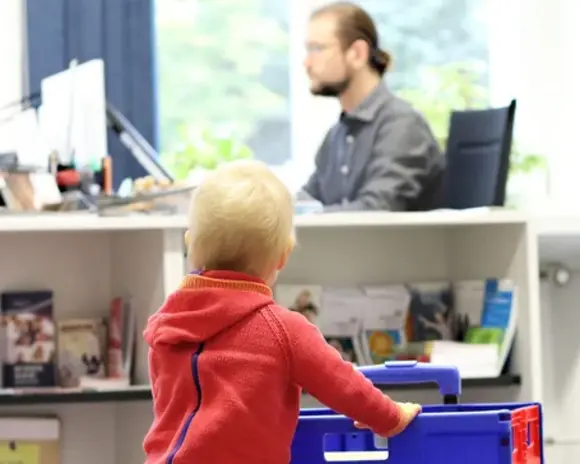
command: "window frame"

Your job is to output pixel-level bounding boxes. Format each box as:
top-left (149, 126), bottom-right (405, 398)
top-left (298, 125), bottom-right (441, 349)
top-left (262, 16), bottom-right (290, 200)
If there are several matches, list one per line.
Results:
top-left (0, 1), bottom-right (25, 113)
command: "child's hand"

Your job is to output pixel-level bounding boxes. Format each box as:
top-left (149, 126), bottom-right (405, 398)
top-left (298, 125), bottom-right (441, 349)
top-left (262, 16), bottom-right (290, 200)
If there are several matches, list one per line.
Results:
top-left (394, 402), bottom-right (422, 430)
top-left (354, 401), bottom-right (421, 437)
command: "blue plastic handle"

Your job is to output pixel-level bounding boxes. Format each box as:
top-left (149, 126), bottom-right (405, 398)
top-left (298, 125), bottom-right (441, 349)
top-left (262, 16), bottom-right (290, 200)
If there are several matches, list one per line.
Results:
top-left (357, 361), bottom-right (461, 397)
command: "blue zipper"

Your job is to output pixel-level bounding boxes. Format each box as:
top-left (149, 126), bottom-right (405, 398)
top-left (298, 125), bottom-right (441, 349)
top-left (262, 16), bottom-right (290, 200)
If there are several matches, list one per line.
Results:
top-left (166, 343), bottom-right (205, 463)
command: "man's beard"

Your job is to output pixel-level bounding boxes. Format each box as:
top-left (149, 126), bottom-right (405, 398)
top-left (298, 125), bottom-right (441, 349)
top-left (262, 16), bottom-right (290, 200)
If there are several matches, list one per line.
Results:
top-left (311, 77), bottom-right (351, 97)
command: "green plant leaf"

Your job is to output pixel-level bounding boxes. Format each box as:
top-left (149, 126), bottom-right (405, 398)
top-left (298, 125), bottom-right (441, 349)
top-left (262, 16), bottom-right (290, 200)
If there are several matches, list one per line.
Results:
top-left (162, 124), bottom-right (254, 180)
top-left (399, 62), bottom-right (547, 176)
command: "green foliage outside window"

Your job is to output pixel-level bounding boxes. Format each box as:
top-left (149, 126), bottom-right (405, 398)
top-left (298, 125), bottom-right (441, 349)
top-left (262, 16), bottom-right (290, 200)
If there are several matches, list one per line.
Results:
top-left (398, 62), bottom-right (547, 176)
top-left (156, 0), bottom-right (545, 181)
top-left (156, 0), bottom-right (287, 179)
top-left (160, 126), bottom-right (253, 180)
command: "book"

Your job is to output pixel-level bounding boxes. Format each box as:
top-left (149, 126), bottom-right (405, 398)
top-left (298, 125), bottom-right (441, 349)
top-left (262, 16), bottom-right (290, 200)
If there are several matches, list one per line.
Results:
top-left (452, 280), bottom-right (485, 329)
top-left (319, 287), bottom-right (374, 365)
top-left (0, 417), bottom-right (60, 464)
top-left (320, 315), bottom-right (366, 366)
top-left (391, 341), bottom-right (433, 362)
top-left (1, 290), bottom-right (56, 388)
top-left (275, 285), bottom-right (366, 364)
top-left (430, 279), bottom-right (517, 378)
top-left (274, 285), bottom-right (322, 326)
top-left (479, 279), bottom-right (517, 375)
top-left (430, 340), bottom-right (500, 378)
top-left (57, 318), bottom-right (107, 387)
top-left (358, 285), bottom-right (410, 364)
top-left (406, 282), bottom-right (454, 342)
top-left (107, 297), bottom-right (135, 381)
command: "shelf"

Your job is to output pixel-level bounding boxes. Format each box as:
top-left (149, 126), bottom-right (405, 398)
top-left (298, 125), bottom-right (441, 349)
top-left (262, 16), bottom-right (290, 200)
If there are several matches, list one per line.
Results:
top-left (531, 210), bottom-right (580, 237)
top-left (0, 375), bottom-right (520, 406)
top-left (0, 210), bottom-right (529, 234)
top-left (294, 210), bottom-right (527, 229)
top-left (0, 385), bottom-right (152, 405)
top-left (0, 213), bottom-right (186, 233)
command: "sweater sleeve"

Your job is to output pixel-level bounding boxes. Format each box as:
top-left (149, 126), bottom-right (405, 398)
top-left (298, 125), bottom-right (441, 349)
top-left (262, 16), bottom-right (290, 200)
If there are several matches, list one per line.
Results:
top-left (143, 349), bottom-right (166, 459)
top-left (279, 310), bottom-right (403, 437)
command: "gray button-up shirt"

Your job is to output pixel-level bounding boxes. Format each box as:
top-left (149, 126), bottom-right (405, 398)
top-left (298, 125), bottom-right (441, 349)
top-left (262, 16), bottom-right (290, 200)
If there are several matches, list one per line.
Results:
top-left (302, 84), bottom-right (445, 212)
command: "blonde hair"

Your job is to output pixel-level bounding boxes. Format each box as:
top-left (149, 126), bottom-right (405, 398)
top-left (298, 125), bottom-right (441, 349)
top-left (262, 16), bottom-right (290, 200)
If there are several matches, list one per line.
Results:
top-left (187, 160), bottom-right (295, 276)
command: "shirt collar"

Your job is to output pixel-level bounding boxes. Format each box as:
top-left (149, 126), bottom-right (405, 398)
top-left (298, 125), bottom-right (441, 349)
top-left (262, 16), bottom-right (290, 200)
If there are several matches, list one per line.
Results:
top-left (181, 271), bottom-right (272, 297)
top-left (344, 83), bottom-right (391, 122)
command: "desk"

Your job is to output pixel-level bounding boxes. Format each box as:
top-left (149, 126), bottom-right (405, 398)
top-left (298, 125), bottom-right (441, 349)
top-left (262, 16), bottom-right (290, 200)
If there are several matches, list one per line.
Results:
top-left (0, 211), bottom-right (546, 463)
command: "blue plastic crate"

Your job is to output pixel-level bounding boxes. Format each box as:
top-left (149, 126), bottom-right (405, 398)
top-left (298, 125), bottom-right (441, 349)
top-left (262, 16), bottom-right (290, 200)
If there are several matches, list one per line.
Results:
top-left (291, 362), bottom-right (543, 464)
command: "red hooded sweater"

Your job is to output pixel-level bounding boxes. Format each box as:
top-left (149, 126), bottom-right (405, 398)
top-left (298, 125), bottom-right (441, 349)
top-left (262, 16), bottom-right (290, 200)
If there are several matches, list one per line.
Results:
top-left (143, 270), bottom-right (403, 464)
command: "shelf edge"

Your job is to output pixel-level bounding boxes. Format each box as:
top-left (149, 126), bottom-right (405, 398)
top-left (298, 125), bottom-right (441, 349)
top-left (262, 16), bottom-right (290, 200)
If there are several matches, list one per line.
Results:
top-left (0, 375), bottom-right (521, 406)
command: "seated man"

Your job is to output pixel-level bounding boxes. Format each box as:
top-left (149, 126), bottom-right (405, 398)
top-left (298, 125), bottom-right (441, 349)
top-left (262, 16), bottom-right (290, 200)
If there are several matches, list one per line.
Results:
top-left (300, 2), bottom-right (445, 212)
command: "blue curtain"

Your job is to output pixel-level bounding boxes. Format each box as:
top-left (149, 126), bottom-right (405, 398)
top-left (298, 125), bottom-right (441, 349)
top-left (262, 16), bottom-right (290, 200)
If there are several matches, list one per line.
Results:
top-left (25, 0), bottom-right (158, 187)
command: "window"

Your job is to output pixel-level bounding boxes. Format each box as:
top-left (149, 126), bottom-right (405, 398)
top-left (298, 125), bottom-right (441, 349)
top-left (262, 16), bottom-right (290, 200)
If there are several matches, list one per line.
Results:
top-left (155, 0), bottom-right (292, 179)
top-left (367, 0), bottom-right (491, 144)
top-left (155, 0), bottom-right (548, 202)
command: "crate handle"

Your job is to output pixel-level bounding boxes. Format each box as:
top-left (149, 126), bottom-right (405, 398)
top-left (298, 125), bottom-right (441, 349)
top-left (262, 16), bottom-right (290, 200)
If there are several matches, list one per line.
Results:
top-left (357, 361), bottom-right (461, 403)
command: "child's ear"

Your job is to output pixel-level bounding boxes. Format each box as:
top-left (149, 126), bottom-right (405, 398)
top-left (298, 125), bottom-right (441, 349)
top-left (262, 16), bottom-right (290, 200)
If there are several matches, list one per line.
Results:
top-left (184, 230), bottom-right (190, 246)
top-left (276, 238), bottom-right (295, 271)
top-left (276, 253), bottom-right (289, 271)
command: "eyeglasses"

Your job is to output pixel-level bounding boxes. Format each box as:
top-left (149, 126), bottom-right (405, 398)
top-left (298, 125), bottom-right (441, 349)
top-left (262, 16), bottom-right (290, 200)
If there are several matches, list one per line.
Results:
top-left (304, 42), bottom-right (339, 55)
top-left (306, 38), bottom-right (375, 57)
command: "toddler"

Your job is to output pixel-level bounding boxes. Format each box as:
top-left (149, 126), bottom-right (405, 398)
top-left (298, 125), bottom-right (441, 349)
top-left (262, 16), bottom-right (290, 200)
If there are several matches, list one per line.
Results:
top-left (142, 160), bottom-right (420, 463)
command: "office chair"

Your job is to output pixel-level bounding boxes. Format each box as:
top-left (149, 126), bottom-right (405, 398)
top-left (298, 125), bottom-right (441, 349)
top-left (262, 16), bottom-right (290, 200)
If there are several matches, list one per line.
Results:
top-left (443, 100), bottom-right (516, 209)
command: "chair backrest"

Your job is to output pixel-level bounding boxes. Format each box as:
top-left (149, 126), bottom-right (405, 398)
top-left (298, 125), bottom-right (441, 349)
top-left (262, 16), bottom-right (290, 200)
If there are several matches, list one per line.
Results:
top-left (443, 100), bottom-right (516, 209)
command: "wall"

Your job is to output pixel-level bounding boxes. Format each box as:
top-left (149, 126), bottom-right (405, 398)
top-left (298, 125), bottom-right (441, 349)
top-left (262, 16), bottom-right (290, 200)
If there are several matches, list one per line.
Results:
top-left (540, 275), bottom-right (580, 459)
top-left (0, 0), bottom-right (24, 110)
top-left (289, 0), bottom-right (340, 184)
top-left (510, 0), bottom-right (580, 205)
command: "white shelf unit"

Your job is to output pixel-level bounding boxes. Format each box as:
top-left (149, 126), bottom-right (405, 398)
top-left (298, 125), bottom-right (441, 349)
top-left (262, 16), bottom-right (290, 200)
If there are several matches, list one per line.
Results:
top-left (0, 211), bottom-right (543, 464)
top-left (0, 223), bottom-right (184, 464)
top-left (286, 214), bottom-right (541, 407)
